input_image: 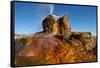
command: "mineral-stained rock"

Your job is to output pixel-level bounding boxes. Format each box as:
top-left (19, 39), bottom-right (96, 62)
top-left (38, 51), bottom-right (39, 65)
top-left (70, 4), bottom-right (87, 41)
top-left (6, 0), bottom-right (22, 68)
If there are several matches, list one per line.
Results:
top-left (34, 15), bottom-right (59, 36)
top-left (14, 15), bottom-right (97, 66)
top-left (71, 32), bottom-right (96, 51)
top-left (15, 36), bottom-right (63, 66)
top-left (80, 32), bottom-right (96, 51)
top-left (57, 15), bottom-right (71, 35)
top-left (15, 35), bottom-right (96, 66)
top-left (42, 15), bottom-right (56, 32)
top-left (15, 38), bottom-right (27, 53)
top-left (34, 15), bottom-right (71, 37)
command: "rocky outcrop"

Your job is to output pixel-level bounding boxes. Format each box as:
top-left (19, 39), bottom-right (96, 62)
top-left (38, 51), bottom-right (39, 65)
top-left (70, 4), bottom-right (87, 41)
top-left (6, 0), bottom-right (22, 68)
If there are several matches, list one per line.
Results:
top-left (15, 35), bottom-right (96, 66)
top-left (34, 15), bottom-right (71, 37)
top-left (71, 32), bottom-right (96, 51)
top-left (14, 15), bottom-right (97, 66)
top-left (57, 15), bottom-right (71, 35)
top-left (80, 32), bottom-right (96, 51)
top-left (34, 15), bottom-right (59, 36)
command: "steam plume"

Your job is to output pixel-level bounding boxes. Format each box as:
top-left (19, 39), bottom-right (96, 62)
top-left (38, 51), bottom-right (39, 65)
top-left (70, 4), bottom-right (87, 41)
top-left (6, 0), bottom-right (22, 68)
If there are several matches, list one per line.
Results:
top-left (50, 5), bottom-right (54, 15)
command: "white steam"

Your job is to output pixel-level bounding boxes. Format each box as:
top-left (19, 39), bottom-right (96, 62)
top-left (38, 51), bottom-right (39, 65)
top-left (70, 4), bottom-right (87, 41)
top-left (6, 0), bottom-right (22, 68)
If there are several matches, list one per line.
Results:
top-left (50, 5), bottom-right (54, 15)
top-left (49, 5), bottom-right (60, 20)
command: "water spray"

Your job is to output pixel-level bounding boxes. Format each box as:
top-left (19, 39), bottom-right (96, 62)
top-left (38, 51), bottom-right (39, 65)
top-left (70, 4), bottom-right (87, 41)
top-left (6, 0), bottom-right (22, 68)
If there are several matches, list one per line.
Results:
top-left (50, 5), bottom-right (54, 15)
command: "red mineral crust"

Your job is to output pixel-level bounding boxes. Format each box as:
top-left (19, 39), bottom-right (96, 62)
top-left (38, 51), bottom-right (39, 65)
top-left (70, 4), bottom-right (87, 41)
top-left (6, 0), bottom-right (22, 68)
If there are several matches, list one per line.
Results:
top-left (14, 15), bottom-right (97, 66)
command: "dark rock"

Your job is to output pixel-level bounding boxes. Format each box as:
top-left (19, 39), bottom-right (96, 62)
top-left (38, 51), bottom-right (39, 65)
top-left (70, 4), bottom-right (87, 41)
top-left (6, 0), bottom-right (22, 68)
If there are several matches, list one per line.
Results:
top-left (34, 15), bottom-right (59, 36)
top-left (57, 15), bottom-right (71, 35)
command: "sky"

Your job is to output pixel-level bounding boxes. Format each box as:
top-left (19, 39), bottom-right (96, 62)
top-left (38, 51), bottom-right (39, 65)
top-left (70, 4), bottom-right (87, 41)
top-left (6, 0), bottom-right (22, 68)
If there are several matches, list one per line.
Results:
top-left (14, 2), bottom-right (97, 36)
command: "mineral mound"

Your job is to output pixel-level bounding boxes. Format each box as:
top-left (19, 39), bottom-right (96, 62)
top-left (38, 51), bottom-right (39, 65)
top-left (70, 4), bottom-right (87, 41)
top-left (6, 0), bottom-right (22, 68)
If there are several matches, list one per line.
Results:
top-left (14, 15), bottom-right (97, 66)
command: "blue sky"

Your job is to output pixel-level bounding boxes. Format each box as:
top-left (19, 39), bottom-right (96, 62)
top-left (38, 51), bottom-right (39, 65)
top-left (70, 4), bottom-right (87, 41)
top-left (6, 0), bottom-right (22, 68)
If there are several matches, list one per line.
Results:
top-left (14, 2), bottom-right (97, 36)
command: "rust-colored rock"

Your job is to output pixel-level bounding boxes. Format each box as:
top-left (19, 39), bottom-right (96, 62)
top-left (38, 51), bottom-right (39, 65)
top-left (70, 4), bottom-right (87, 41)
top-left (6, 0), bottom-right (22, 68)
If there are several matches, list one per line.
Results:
top-left (57, 15), bottom-right (71, 35)
top-left (15, 35), bottom-right (96, 66)
top-left (34, 15), bottom-right (71, 37)
top-left (34, 15), bottom-right (59, 36)
top-left (14, 15), bottom-right (97, 66)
